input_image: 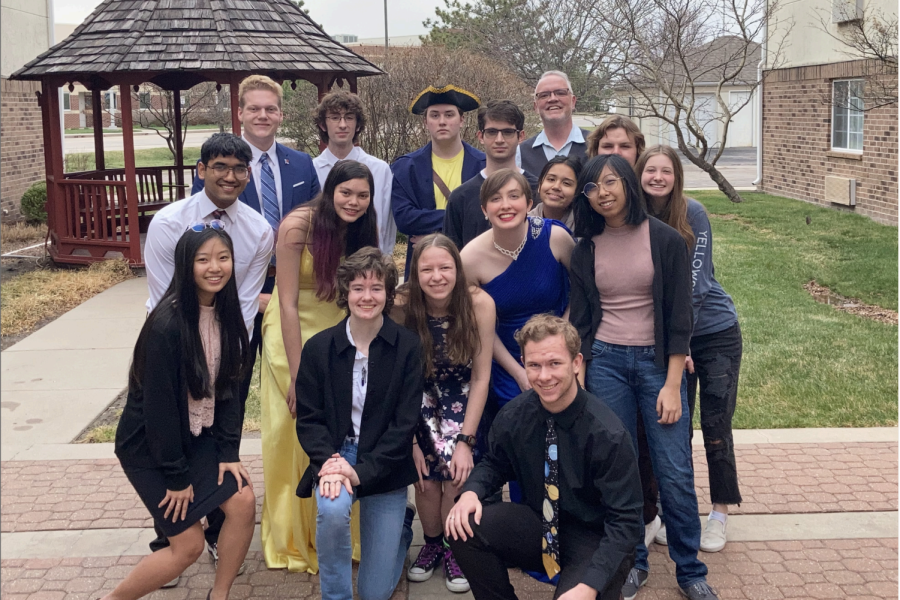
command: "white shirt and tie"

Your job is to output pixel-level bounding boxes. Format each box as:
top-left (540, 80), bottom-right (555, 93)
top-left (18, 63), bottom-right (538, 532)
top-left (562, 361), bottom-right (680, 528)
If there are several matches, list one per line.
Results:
top-left (313, 146), bottom-right (397, 256)
top-left (144, 189), bottom-right (274, 336)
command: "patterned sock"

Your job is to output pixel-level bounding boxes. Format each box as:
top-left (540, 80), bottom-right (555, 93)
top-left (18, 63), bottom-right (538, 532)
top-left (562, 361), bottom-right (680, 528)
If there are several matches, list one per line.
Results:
top-left (425, 533), bottom-right (444, 546)
top-left (709, 510), bottom-right (727, 524)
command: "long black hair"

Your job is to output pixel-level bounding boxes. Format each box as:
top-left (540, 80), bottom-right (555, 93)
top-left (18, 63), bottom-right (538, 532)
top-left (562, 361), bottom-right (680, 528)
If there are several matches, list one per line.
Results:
top-left (573, 154), bottom-right (647, 238)
top-left (129, 227), bottom-right (250, 401)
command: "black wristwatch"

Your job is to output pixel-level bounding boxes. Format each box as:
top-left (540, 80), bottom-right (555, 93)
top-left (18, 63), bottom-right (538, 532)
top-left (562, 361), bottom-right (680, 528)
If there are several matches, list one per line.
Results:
top-left (456, 434), bottom-right (476, 448)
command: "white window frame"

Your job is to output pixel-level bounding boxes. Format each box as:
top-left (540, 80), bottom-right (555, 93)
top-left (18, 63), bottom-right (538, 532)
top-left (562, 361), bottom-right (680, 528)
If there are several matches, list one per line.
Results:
top-left (831, 79), bottom-right (864, 153)
top-left (63, 92), bottom-right (71, 111)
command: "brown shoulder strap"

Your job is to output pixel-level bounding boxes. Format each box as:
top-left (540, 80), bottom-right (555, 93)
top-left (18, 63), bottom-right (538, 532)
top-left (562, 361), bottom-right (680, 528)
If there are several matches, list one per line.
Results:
top-left (432, 169), bottom-right (453, 202)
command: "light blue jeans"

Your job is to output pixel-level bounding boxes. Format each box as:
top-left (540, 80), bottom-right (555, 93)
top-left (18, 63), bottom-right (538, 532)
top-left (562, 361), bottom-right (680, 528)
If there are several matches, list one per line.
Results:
top-left (316, 440), bottom-right (413, 600)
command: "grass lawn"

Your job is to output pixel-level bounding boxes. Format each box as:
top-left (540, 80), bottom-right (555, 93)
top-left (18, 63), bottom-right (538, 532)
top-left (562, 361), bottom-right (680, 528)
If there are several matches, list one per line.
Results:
top-left (65, 147), bottom-right (202, 171)
top-left (688, 190), bottom-right (897, 429)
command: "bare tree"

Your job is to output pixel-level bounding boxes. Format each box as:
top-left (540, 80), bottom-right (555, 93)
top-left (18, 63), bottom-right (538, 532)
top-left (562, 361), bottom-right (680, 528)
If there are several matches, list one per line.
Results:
top-left (593, 0), bottom-right (790, 202)
top-left (815, 2), bottom-right (898, 111)
top-left (131, 82), bottom-right (219, 164)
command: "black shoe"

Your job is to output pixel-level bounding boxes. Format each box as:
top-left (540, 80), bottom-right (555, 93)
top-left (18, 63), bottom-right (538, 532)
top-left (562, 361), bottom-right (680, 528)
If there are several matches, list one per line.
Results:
top-left (680, 581), bottom-right (720, 600)
top-left (621, 568), bottom-right (648, 600)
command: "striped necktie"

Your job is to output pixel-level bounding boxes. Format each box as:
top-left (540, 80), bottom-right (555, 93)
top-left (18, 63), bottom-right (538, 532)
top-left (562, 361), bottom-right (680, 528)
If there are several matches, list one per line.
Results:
top-left (542, 417), bottom-right (561, 578)
top-left (259, 153), bottom-right (280, 230)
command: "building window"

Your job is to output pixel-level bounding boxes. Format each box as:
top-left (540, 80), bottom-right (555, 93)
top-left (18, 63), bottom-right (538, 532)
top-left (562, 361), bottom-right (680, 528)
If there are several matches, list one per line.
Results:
top-left (139, 92), bottom-right (151, 109)
top-left (63, 93), bottom-right (71, 111)
top-left (628, 96), bottom-right (635, 117)
top-left (832, 79), bottom-right (864, 152)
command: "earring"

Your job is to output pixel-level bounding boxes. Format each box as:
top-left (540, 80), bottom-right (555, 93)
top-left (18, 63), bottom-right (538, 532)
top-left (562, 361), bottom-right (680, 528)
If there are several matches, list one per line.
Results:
top-left (484, 214), bottom-right (488, 220)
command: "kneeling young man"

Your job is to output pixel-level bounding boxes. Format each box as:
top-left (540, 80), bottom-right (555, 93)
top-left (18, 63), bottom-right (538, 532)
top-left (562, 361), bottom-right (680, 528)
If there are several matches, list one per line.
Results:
top-left (446, 315), bottom-right (642, 600)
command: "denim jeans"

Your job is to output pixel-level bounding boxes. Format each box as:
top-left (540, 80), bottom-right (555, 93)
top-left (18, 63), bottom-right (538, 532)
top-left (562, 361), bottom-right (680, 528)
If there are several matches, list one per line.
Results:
top-left (316, 440), bottom-right (414, 600)
top-left (586, 340), bottom-right (707, 589)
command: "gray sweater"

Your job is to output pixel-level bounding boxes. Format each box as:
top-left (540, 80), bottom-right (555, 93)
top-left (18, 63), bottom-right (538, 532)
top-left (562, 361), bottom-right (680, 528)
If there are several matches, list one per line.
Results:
top-left (686, 199), bottom-right (738, 337)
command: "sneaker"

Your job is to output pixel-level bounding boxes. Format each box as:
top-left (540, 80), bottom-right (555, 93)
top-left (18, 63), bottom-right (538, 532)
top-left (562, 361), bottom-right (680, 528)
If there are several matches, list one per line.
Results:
top-left (407, 542), bottom-right (445, 582)
top-left (206, 542), bottom-right (246, 576)
top-left (680, 581), bottom-right (720, 599)
top-left (700, 517), bottom-right (727, 553)
top-left (442, 548), bottom-right (470, 593)
top-left (621, 568), bottom-right (649, 600)
top-left (161, 576), bottom-right (180, 588)
top-left (655, 523), bottom-right (668, 546)
top-left (644, 515), bottom-right (662, 548)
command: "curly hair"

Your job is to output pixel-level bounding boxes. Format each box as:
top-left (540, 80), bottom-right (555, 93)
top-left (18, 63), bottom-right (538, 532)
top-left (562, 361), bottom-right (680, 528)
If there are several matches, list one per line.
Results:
top-left (335, 247), bottom-right (399, 316)
top-left (314, 90), bottom-right (367, 145)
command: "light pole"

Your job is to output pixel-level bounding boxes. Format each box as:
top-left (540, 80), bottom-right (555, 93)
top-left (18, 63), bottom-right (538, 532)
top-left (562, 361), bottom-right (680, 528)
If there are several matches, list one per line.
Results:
top-left (383, 0), bottom-right (388, 54)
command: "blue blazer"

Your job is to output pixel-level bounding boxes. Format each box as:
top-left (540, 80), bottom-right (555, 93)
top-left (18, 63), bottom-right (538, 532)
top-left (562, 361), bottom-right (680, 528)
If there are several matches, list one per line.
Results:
top-left (191, 143), bottom-right (321, 217)
top-left (390, 141), bottom-right (485, 273)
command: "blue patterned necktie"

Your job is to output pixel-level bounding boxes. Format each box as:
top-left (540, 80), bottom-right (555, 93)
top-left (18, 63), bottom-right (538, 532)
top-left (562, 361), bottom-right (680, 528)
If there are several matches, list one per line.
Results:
top-left (259, 153), bottom-right (280, 230)
top-left (543, 417), bottom-right (560, 578)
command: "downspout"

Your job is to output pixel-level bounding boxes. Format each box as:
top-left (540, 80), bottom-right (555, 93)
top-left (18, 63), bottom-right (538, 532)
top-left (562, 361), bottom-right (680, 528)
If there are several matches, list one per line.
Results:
top-left (752, 9), bottom-right (768, 187)
top-left (48, 0), bottom-right (64, 158)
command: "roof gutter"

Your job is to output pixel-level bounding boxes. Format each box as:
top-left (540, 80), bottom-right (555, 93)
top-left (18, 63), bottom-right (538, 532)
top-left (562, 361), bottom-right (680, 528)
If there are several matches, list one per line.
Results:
top-left (752, 12), bottom-right (767, 187)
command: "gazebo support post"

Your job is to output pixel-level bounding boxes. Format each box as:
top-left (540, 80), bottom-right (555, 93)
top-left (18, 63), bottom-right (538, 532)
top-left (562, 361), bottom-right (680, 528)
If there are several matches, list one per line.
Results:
top-left (172, 88), bottom-right (185, 195)
top-left (119, 84), bottom-right (141, 262)
top-left (44, 79), bottom-right (65, 237)
top-left (230, 77), bottom-right (241, 135)
top-left (91, 88), bottom-right (105, 170)
top-left (349, 76), bottom-right (358, 94)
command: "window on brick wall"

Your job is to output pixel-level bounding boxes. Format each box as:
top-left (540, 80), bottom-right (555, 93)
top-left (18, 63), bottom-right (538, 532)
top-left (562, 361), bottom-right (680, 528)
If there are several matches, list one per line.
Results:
top-left (139, 92), bottom-right (151, 109)
top-left (63, 93), bottom-right (71, 111)
top-left (832, 79), bottom-right (864, 152)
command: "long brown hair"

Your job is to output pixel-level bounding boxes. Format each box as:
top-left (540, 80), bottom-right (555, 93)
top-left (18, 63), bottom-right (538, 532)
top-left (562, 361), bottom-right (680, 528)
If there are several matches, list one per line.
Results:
top-left (636, 145), bottom-right (695, 249)
top-left (405, 234), bottom-right (480, 379)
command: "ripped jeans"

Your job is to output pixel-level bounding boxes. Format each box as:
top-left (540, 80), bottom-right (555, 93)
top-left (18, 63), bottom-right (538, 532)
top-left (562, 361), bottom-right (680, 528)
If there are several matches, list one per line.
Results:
top-left (687, 321), bottom-right (743, 506)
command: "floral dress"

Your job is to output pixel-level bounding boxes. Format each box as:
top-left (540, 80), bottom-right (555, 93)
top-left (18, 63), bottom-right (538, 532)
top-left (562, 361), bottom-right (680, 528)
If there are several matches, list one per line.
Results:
top-left (417, 315), bottom-right (488, 481)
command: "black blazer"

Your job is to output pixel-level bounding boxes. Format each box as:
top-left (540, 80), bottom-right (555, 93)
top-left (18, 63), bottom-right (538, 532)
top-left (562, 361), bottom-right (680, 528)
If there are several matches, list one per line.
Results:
top-left (114, 307), bottom-right (243, 491)
top-left (295, 316), bottom-right (424, 499)
top-left (569, 216), bottom-right (693, 369)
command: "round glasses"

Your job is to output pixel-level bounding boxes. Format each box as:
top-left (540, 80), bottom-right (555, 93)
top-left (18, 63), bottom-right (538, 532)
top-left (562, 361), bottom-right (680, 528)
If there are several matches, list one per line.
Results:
top-left (187, 219), bottom-right (226, 233)
top-left (583, 177), bottom-right (623, 198)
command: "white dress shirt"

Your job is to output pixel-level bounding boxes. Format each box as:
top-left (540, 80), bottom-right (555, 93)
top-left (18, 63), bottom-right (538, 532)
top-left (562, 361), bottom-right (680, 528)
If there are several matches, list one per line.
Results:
top-left (313, 145), bottom-right (397, 256)
top-left (246, 138), bottom-right (284, 216)
top-left (515, 125), bottom-right (586, 166)
top-left (144, 189), bottom-right (274, 336)
top-left (345, 318), bottom-right (372, 439)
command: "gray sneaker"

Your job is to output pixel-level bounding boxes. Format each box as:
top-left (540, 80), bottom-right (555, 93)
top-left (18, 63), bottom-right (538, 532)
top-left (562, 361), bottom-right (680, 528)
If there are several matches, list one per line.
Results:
top-left (621, 568), bottom-right (649, 600)
top-left (680, 581), bottom-right (720, 600)
top-left (207, 542), bottom-right (246, 575)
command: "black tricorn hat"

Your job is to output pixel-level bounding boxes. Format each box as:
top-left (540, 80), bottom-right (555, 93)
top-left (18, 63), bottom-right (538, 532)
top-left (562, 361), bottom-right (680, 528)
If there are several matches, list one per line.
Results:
top-left (409, 85), bottom-right (481, 115)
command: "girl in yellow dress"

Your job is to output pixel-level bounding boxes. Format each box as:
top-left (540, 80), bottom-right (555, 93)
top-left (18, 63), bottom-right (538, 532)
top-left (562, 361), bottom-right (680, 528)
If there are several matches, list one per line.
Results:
top-left (260, 160), bottom-right (379, 572)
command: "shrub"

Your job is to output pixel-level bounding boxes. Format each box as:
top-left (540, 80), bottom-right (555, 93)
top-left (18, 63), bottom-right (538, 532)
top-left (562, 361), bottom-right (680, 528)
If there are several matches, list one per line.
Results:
top-left (20, 181), bottom-right (48, 224)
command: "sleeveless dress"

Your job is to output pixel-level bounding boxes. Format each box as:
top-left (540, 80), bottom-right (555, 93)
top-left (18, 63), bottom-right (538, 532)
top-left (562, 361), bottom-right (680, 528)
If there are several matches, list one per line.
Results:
top-left (482, 217), bottom-right (570, 407)
top-left (259, 241), bottom-right (361, 572)
top-left (416, 315), bottom-right (489, 480)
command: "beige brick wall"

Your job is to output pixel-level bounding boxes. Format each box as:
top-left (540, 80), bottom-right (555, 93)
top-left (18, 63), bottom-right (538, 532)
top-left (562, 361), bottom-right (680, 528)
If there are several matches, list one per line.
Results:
top-left (761, 60), bottom-right (898, 225)
top-left (1, 78), bottom-right (45, 222)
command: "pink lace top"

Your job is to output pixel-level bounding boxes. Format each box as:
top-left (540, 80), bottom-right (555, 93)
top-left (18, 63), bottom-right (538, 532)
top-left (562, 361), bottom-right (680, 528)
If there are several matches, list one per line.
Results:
top-left (188, 305), bottom-right (221, 436)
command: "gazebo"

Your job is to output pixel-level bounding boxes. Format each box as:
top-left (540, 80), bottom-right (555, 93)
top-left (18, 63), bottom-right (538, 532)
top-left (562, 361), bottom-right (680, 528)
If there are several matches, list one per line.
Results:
top-left (10, 0), bottom-right (382, 265)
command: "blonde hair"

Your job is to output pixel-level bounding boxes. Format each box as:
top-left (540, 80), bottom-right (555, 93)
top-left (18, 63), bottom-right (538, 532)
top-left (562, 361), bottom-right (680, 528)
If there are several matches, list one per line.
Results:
top-left (238, 75), bottom-right (283, 108)
top-left (515, 314), bottom-right (581, 360)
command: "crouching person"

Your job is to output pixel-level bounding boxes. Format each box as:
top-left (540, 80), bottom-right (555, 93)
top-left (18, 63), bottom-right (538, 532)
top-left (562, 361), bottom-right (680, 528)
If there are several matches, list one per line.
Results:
top-left (446, 315), bottom-right (643, 600)
top-left (295, 247), bottom-right (424, 600)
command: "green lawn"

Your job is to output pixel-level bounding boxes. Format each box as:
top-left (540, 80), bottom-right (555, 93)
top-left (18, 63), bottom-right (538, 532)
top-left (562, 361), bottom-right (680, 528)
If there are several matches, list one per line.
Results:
top-left (65, 147), bottom-right (201, 170)
top-left (688, 190), bottom-right (897, 429)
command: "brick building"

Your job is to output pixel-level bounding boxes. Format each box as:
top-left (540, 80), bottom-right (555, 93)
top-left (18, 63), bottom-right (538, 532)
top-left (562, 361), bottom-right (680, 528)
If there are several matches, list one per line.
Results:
top-left (761, 0), bottom-right (898, 225)
top-left (1, 0), bottom-right (52, 221)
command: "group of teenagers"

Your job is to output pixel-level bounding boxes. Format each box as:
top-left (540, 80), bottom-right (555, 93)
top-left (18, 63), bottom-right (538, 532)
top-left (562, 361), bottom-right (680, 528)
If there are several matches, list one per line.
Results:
top-left (104, 70), bottom-right (744, 600)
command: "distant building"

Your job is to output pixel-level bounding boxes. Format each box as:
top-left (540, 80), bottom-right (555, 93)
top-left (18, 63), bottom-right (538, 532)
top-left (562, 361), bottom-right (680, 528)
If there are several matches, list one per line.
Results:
top-left (345, 35), bottom-right (422, 47)
top-left (332, 34), bottom-right (358, 44)
top-left (761, 0), bottom-right (898, 224)
top-left (1, 0), bottom-right (52, 221)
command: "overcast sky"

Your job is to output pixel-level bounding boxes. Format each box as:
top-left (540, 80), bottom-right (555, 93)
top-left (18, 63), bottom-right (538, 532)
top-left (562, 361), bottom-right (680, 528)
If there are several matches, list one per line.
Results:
top-left (53, 0), bottom-right (445, 39)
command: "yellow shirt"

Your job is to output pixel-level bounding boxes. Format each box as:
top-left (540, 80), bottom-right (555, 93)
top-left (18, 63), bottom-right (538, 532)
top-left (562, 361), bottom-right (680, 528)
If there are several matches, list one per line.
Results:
top-left (432, 149), bottom-right (464, 210)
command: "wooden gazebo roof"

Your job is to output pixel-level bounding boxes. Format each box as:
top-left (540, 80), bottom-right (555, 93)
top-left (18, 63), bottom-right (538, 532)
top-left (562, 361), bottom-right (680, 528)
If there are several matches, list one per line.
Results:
top-left (10, 0), bottom-right (383, 88)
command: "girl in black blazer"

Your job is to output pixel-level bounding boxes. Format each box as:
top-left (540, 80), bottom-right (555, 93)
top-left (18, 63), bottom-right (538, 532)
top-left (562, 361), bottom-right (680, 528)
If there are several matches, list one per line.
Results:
top-left (110, 226), bottom-right (254, 600)
top-left (295, 247), bottom-right (424, 600)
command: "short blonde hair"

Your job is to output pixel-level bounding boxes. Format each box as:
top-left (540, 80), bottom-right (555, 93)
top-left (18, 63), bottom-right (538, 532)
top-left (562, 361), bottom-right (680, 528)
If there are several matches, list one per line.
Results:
top-left (238, 75), bottom-right (283, 108)
top-left (515, 314), bottom-right (581, 360)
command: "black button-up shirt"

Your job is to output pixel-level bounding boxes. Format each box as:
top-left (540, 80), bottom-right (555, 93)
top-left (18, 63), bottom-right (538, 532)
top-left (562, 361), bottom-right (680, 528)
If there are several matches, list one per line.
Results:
top-left (462, 387), bottom-right (642, 593)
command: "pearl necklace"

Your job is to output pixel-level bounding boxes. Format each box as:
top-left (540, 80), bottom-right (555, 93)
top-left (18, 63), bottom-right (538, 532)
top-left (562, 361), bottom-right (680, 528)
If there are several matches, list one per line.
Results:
top-left (493, 229), bottom-right (528, 260)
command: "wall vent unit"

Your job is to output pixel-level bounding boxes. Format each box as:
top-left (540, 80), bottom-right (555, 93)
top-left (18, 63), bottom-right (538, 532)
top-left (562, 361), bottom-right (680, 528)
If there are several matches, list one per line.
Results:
top-left (824, 176), bottom-right (857, 206)
top-left (832, 0), bottom-right (863, 23)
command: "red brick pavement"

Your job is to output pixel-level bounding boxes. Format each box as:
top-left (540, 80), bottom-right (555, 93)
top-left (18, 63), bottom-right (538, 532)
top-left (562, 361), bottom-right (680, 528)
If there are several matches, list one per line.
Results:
top-left (1, 540), bottom-right (897, 600)
top-left (2, 443), bottom-right (896, 533)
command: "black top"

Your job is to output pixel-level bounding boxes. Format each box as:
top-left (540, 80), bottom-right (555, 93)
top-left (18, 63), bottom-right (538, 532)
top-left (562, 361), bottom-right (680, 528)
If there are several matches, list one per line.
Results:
top-left (462, 387), bottom-right (642, 593)
top-left (442, 170), bottom-right (539, 249)
top-left (114, 307), bottom-right (243, 491)
top-left (295, 316), bottom-right (425, 499)
top-left (569, 216), bottom-right (693, 369)
top-left (519, 128), bottom-right (591, 177)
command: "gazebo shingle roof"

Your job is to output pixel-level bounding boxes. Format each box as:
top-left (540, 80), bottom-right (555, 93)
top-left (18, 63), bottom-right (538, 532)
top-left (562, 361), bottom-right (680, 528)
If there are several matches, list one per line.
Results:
top-left (11, 0), bottom-right (382, 82)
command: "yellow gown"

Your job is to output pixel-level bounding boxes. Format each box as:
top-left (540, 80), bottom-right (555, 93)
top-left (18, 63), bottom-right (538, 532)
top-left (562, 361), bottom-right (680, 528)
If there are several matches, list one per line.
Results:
top-left (259, 244), bottom-right (361, 572)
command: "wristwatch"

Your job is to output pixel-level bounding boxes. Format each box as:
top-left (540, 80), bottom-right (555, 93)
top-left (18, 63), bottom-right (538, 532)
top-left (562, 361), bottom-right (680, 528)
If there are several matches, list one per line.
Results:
top-left (455, 434), bottom-right (476, 448)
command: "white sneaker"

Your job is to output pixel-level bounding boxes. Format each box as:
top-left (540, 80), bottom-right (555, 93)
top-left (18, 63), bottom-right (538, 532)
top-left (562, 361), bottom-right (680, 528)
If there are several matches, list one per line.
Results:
top-left (700, 517), bottom-right (727, 553)
top-left (655, 523), bottom-right (668, 546)
top-left (644, 515), bottom-right (662, 548)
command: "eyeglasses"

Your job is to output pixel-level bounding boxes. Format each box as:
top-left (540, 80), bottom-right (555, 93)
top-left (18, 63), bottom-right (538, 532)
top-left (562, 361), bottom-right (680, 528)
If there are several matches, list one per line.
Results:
top-left (325, 113), bottom-right (358, 123)
top-left (187, 220), bottom-right (226, 232)
top-left (583, 177), bottom-right (623, 198)
top-left (535, 88), bottom-right (571, 101)
top-left (481, 128), bottom-right (520, 139)
top-left (205, 163), bottom-right (250, 180)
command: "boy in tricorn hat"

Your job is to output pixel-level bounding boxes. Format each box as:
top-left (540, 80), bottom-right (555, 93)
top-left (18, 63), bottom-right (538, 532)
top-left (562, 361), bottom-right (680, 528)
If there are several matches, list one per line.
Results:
top-left (391, 85), bottom-right (486, 275)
